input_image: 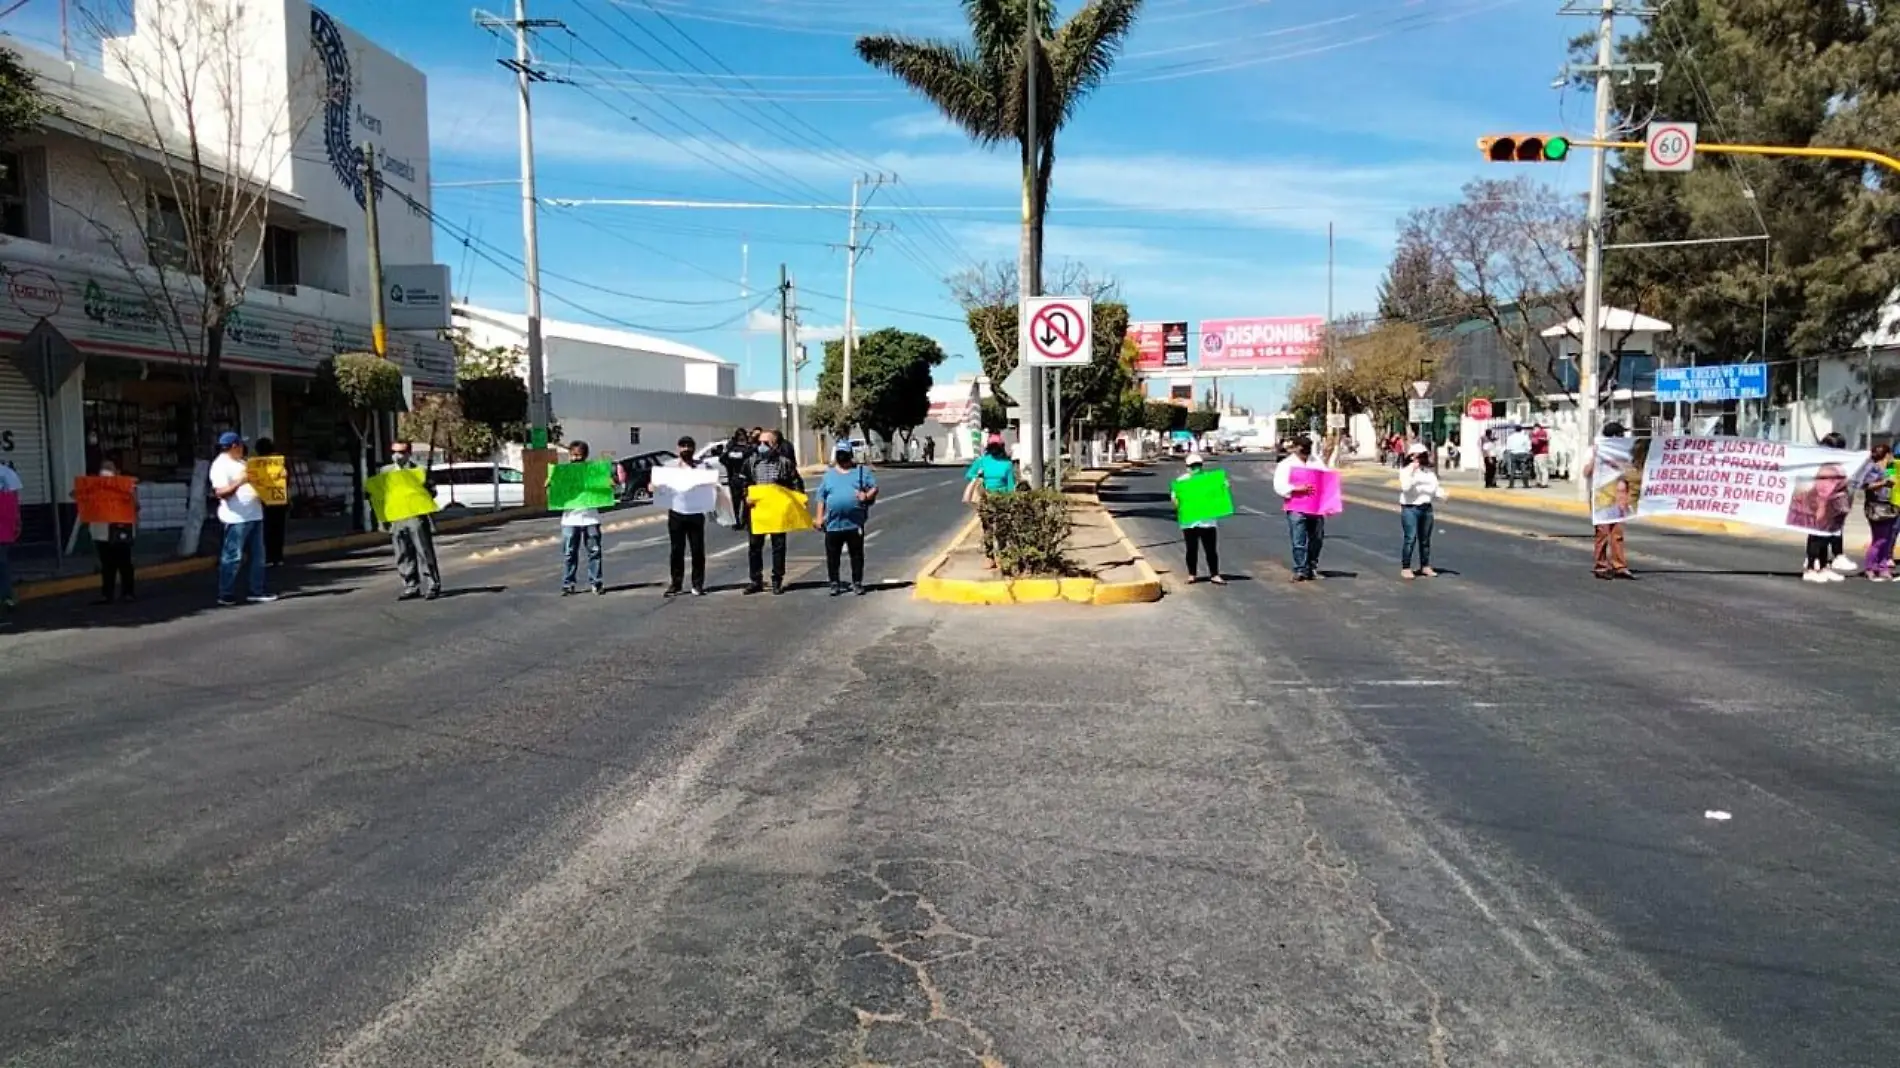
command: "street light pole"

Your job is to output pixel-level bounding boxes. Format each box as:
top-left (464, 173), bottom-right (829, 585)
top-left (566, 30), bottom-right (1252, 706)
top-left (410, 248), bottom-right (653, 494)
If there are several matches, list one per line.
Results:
top-left (1576, 0), bottom-right (1615, 501)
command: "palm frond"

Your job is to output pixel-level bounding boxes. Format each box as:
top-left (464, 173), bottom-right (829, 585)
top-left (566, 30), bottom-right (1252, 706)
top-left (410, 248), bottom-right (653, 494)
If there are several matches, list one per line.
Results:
top-left (962, 0), bottom-right (1020, 72)
top-left (856, 35), bottom-right (1008, 143)
top-left (1047, 0), bottom-right (1143, 124)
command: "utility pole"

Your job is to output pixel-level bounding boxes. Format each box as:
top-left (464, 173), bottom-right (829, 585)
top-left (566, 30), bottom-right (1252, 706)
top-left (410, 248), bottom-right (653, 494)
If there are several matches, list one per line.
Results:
top-left (1022, 13), bottom-right (1044, 488)
top-left (837, 174), bottom-right (891, 416)
top-left (1564, 0), bottom-right (1656, 498)
top-left (360, 142), bottom-right (387, 359)
top-left (1325, 220), bottom-right (1335, 452)
top-left (778, 262), bottom-right (791, 437)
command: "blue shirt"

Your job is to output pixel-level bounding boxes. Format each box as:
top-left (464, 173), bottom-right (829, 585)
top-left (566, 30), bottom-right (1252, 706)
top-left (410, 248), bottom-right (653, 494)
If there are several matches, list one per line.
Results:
top-left (966, 454), bottom-right (1017, 493)
top-left (815, 465), bottom-right (877, 531)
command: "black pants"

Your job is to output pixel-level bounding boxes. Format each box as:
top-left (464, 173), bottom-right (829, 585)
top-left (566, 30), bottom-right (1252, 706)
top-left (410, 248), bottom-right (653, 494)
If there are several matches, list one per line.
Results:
top-left (669, 511), bottom-right (706, 590)
top-left (262, 504), bottom-right (288, 565)
top-left (96, 542), bottom-right (134, 599)
top-left (1482, 456), bottom-right (1498, 488)
top-left (749, 532), bottom-right (786, 584)
top-left (824, 528), bottom-right (865, 586)
top-left (1807, 533), bottom-right (1844, 570)
top-left (1184, 526), bottom-right (1219, 578)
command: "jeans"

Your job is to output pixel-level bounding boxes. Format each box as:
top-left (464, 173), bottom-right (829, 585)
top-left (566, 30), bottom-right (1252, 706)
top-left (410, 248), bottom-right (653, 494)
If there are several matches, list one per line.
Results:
top-left (1868, 516), bottom-right (1898, 575)
top-left (97, 542), bottom-right (135, 599)
top-left (749, 532), bottom-right (787, 585)
top-left (562, 524), bottom-right (602, 589)
top-left (1184, 526), bottom-right (1219, 577)
top-left (668, 511), bottom-right (706, 590)
top-left (824, 527), bottom-right (865, 586)
top-left (1287, 512), bottom-right (1324, 577)
top-left (218, 521), bottom-right (266, 600)
top-left (1401, 503), bottom-right (1434, 570)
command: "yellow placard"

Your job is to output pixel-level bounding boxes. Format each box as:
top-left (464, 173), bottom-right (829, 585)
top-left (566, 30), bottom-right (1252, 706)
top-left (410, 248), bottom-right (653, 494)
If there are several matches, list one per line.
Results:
top-left (248, 455), bottom-right (289, 507)
top-left (746, 483), bottom-right (812, 535)
top-left (365, 467), bottom-right (439, 523)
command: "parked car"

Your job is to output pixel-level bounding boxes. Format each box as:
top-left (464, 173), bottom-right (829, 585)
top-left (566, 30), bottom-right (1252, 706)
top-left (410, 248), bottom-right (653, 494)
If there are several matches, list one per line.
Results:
top-left (430, 462), bottom-right (526, 511)
top-left (615, 449), bottom-right (679, 500)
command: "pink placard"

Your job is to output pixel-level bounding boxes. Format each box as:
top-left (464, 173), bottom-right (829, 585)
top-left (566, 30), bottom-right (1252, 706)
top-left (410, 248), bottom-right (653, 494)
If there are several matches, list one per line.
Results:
top-left (0, 490), bottom-right (19, 544)
top-left (1285, 466), bottom-right (1343, 516)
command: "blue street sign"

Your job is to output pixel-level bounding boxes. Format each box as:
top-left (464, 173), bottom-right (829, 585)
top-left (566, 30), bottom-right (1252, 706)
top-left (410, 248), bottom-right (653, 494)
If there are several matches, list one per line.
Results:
top-left (1654, 363), bottom-right (1767, 403)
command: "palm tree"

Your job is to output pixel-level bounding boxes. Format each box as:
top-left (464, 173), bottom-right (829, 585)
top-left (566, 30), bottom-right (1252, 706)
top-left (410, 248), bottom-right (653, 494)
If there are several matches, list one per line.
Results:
top-left (856, 0), bottom-right (1143, 298)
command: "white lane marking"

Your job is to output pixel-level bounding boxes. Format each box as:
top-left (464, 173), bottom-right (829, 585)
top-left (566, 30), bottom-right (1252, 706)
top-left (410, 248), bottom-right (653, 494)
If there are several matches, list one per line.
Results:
top-left (878, 479), bottom-right (957, 504)
top-left (1357, 680), bottom-right (1458, 687)
top-left (865, 529), bottom-right (883, 542)
top-left (709, 543), bottom-right (748, 558)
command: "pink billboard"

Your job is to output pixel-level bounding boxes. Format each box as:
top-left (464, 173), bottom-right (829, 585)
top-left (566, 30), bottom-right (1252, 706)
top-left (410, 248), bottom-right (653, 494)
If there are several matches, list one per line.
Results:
top-left (1198, 316), bottom-right (1326, 369)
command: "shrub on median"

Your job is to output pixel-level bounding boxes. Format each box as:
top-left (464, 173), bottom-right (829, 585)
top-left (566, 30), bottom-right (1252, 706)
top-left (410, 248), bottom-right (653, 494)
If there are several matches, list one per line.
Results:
top-left (978, 488), bottom-right (1075, 577)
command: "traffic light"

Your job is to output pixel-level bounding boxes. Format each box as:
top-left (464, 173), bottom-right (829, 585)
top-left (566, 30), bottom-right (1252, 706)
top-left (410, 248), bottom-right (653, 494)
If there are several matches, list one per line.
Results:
top-left (1477, 134), bottom-right (1571, 162)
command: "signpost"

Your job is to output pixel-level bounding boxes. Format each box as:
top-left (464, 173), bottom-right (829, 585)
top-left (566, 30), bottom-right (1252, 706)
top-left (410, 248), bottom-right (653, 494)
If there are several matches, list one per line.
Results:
top-left (1644, 121), bottom-right (1698, 173)
top-left (1408, 397), bottom-right (1435, 424)
top-left (1021, 296), bottom-right (1092, 487)
top-left (1411, 380), bottom-right (1432, 399)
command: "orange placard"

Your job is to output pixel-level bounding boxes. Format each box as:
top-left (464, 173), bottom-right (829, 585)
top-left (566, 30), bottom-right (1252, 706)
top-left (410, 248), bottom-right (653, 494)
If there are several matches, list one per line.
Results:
top-left (73, 475), bottom-right (138, 525)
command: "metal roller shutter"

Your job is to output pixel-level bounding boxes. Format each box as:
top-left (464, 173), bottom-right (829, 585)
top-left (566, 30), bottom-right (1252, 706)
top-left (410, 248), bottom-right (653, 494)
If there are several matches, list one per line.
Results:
top-left (0, 359), bottom-right (48, 506)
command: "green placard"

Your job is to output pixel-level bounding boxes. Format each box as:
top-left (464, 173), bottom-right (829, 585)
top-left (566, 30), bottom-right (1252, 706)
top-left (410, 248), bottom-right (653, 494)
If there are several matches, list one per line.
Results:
top-left (547, 460), bottom-right (616, 511)
top-left (1174, 469), bottom-right (1235, 527)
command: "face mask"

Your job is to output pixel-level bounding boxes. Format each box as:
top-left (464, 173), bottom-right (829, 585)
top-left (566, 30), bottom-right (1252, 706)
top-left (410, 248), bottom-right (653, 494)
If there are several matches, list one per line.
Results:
top-left (680, 449), bottom-right (694, 461)
top-left (757, 443), bottom-right (771, 454)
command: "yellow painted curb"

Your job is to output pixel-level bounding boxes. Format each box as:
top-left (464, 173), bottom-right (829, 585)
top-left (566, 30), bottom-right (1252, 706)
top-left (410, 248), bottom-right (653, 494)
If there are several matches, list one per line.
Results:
top-left (910, 494), bottom-right (1166, 606)
top-left (1091, 499), bottom-right (1164, 605)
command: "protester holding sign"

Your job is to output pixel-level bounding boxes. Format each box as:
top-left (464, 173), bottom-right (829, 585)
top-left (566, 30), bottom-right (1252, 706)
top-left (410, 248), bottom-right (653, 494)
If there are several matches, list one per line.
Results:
top-left (86, 461), bottom-right (138, 604)
top-left (1860, 444), bottom-right (1896, 582)
top-left (551, 441), bottom-right (613, 596)
top-left (253, 438), bottom-right (290, 567)
top-left (741, 429), bottom-right (804, 595)
top-left (657, 436), bottom-right (718, 597)
top-left (209, 431), bottom-right (277, 606)
top-left (380, 442), bottom-right (442, 601)
top-left (1273, 435), bottom-right (1332, 582)
top-left (1171, 454), bottom-right (1229, 585)
top-left (1797, 432), bottom-right (1855, 583)
top-left (0, 462), bottom-right (21, 614)
top-left (1582, 423), bottom-right (1637, 581)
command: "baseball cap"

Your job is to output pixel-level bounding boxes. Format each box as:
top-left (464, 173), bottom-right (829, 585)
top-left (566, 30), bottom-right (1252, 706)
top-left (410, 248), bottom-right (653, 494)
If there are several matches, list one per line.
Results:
top-left (217, 431), bottom-right (243, 448)
top-left (1185, 453), bottom-right (1205, 467)
top-left (1406, 441), bottom-right (1428, 456)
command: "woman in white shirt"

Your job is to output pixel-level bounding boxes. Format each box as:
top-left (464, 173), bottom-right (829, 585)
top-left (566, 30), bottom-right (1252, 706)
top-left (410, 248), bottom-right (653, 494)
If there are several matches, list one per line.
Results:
top-left (1398, 442), bottom-right (1446, 579)
top-left (1171, 453), bottom-right (1226, 585)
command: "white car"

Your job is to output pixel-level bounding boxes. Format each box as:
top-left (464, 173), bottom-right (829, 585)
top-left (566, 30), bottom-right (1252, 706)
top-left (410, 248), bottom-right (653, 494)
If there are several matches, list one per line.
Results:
top-left (430, 462), bottom-right (526, 510)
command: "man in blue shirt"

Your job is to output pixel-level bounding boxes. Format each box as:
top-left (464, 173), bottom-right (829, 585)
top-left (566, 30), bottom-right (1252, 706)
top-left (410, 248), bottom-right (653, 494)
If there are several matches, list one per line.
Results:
top-left (813, 442), bottom-right (878, 595)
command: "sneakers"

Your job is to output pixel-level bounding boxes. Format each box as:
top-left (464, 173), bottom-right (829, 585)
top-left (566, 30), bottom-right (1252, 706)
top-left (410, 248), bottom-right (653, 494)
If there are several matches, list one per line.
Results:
top-left (771, 581), bottom-right (785, 596)
top-left (247, 594), bottom-right (279, 604)
top-left (1400, 568), bottom-right (1416, 580)
top-left (218, 597), bottom-right (239, 606)
top-left (664, 586), bottom-right (682, 598)
top-left (744, 582), bottom-right (764, 595)
top-left (1208, 576), bottom-right (1227, 586)
top-left (398, 590), bottom-right (423, 602)
top-left (593, 583), bottom-right (606, 596)
top-left (1802, 569), bottom-right (1827, 583)
top-left (691, 586), bottom-right (706, 597)
top-left (1419, 568), bottom-right (1438, 578)
top-left (853, 583), bottom-right (867, 596)
top-left (830, 583), bottom-right (846, 597)
top-left (1870, 572), bottom-right (1892, 583)
top-left (1823, 569), bottom-right (1845, 583)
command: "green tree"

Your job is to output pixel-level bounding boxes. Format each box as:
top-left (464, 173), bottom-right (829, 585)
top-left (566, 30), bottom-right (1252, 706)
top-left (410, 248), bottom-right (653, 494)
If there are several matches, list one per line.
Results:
top-left (1185, 409), bottom-right (1221, 436)
top-left (1579, 2), bottom-right (1896, 390)
top-left (809, 327), bottom-right (948, 454)
top-left (1141, 400), bottom-right (1184, 435)
top-left (0, 48), bottom-right (46, 146)
top-left (857, 0), bottom-right (1143, 296)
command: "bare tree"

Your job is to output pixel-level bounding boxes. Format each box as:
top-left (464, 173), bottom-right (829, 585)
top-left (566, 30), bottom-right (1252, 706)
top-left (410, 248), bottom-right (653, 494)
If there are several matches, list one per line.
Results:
top-left (1404, 176), bottom-right (1656, 407)
top-left (70, 0), bottom-right (321, 555)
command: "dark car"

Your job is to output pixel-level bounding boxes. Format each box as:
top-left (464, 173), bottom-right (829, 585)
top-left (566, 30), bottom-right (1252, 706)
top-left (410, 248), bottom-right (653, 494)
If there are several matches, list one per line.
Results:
top-left (615, 449), bottom-right (679, 500)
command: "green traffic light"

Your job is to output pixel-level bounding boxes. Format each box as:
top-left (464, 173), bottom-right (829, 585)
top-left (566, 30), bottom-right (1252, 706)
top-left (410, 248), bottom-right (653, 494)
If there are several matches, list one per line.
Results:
top-left (1544, 136), bottom-right (1570, 161)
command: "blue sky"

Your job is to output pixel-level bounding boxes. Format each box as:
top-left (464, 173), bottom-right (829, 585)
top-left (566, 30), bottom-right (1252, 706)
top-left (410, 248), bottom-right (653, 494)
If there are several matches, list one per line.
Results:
top-left (7, 0), bottom-right (1587, 412)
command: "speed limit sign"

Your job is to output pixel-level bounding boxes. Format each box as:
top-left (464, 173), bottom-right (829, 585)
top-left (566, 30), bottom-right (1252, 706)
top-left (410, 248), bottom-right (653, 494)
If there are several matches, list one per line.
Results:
top-left (1645, 122), bottom-right (1698, 173)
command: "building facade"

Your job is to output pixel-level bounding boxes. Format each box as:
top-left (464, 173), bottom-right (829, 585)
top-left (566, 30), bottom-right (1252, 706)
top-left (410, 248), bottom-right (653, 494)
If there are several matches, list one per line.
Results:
top-left (0, 1), bottom-right (452, 541)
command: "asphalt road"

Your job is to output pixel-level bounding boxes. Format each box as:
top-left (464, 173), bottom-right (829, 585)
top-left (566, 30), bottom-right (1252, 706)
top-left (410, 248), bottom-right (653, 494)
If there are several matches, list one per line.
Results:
top-left (1105, 455), bottom-right (1900, 1067)
top-left (6, 456), bottom-right (1895, 1066)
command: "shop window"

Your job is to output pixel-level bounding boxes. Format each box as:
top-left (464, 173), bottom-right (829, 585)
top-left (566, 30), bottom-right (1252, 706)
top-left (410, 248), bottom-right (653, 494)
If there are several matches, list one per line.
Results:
top-left (263, 225), bottom-right (300, 291)
top-left (146, 193), bottom-right (192, 269)
top-left (0, 150), bottom-right (27, 238)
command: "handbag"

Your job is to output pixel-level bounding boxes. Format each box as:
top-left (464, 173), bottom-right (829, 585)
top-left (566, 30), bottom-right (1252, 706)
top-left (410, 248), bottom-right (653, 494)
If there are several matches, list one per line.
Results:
top-left (961, 476), bottom-right (984, 506)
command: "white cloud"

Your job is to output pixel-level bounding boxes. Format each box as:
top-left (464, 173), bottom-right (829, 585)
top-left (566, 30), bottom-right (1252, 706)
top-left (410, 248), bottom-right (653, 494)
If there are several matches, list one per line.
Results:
top-left (742, 306), bottom-right (845, 343)
top-left (799, 323), bottom-right (847, 344)
top-left (874, 112), bottom-right (959, 141)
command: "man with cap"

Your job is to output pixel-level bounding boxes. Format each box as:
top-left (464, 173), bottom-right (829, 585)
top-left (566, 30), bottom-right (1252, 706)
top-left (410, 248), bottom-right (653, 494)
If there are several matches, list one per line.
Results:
top-left (208, 431), bottom-right (277, 606)
top-left (381, 440), bottom-right (442, 601)
top-left (1172, 452), bottom-right (1227, 585)
top-left (663, 434), bottom-right (713, 597)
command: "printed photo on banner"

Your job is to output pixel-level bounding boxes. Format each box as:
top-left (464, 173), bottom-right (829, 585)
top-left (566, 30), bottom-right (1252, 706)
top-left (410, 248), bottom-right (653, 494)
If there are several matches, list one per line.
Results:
top-left (1591, 436), bottom-right (1870, 535)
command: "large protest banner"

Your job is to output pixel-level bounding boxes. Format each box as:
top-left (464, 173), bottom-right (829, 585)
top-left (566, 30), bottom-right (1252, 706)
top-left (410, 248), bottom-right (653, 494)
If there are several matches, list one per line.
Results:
top-left (1591, 436), bottom-right (1870, 535)
top-left (365, 468), bottom-right (440, 524)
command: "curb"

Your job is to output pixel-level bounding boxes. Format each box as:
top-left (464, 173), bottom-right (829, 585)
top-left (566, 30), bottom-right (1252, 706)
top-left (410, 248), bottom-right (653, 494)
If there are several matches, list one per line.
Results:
top-left (910, 476), bottom-right (1163, 606)
top-left (10, 504), bottom-right (673, 603)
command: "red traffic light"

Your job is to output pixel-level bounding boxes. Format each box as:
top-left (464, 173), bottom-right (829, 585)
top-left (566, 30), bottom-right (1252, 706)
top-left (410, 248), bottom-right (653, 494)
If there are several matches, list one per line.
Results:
top-left (1477, 134), bottom-right (1571, 162)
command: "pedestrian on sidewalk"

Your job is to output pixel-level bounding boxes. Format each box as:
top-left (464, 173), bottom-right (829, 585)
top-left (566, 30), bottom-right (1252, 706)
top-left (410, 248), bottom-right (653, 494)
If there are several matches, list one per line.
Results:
top-left (255, 436), bottom-right (289, 567)
top-left (1860, 443), bottom-right (1896, 582)
top-left (720, 427), bottom-right (752, 531)
top-left (209, 431), bottom-right (278, 606)
top-left (90, 459), bottom-right (138, 604)
top-left (814, 441), bottom-right (878, 595)
top-left (1531, 422), bottom-right (1552, 487)
top-left (381, 441), bottom-right (442, 601)
top-left (743, 429), bottom-right (803, 595)
top-left (663, 435), bottom-right (712, 597)
top-left (1481, 430), bottom-right (1500, 488)
top-left (1172, 453), bottom-right (1226, 585)
top-left (1273, 434), bottom-right (1328, 582)
top-left (1399, 442), bottom-right (1446, 579)
top-left (558, 440), bottom-right (605, 596)
top-left (0, 459), bottom-right (21, 614)
top-left (1582, 422), bottom-right (1636, 581)
top-left (965, 433), bottom-right (1018, 570)
top-left (1799, 432), bottom-right (1853, 584)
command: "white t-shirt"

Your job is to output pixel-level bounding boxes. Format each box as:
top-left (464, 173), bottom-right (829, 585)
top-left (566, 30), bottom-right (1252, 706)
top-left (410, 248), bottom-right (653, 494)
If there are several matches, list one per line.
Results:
top-left (561, 507), bottom-right (601, 528)
top-left (209, 453), bottom-right (263, 524)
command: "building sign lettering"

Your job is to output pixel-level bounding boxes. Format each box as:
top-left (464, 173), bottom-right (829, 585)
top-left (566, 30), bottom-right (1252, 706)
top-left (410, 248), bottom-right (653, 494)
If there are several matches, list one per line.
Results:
top-left (355, 104), bottom-right (382, 135)
top-left (82, 279), bottom-right (162, 334)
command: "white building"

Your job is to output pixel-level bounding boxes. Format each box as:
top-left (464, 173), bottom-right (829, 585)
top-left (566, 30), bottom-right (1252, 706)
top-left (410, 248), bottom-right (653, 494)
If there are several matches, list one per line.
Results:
top-left (454, 304), bottom-right (785, 464)
top-left (0, 1), bottom-right (453, 540)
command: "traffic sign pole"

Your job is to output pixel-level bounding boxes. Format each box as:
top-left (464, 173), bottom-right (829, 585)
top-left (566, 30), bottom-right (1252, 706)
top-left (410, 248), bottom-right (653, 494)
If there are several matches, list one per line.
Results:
top-left (1052, 368), bottom-right (1063, 488)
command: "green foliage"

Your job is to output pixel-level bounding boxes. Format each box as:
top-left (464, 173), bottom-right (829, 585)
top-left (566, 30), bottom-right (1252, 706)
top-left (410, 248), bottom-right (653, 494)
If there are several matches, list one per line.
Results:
top-left (447, 327), bottom-right (523, 381)
top-left (1185, 409), bottom-right (1221, 435)
top-left (809, 327), bottom-right (947, 442)
top-left (977, 487), bottom-right (1075, 577)
top-left (1141, 400), bottom-right (1184, 434)
top-left (979, 395), bottom-right (1010, 431)
top-left (0, 47), bottom-right (46, 146)
top-left (440, 328), bottom-right (555, 449)
top-left (458, 375), bottom-right (528, 433)
top-left (324, 353), bottom-right (406, 413)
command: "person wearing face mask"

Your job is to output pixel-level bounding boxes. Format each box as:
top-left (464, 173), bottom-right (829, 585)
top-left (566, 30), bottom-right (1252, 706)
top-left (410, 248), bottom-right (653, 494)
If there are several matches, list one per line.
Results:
top-left (663, 435), bottom-right (711, 597)
top-left (740, 428), bottom-right (804, 594)
top-left (720, 427), bottom-right (753, 531)
top-left (90, 459), bottom-right (138, 604)
top-left (380, 441), bottom-right (442, 601)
